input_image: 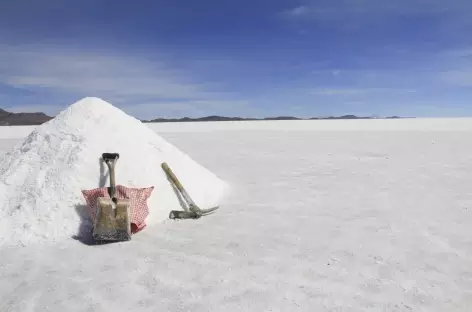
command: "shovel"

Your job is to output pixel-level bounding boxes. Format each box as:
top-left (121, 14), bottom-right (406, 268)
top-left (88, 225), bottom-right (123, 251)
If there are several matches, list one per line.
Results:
top-left (161, 162), bottom-right (219, 219)
top-left (92, 153), bottom-right (132, 241)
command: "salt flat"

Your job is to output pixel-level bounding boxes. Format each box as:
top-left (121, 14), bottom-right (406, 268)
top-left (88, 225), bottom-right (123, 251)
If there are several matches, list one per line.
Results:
top-left (0, 119), bottom-right (471, 311)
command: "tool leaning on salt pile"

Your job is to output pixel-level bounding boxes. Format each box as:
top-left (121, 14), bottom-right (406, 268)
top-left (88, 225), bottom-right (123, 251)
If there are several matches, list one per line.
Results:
top-left (93, 153), bottom-right (132, 241)
top-left (81, 153), bottom-right (154, 243)
top-left (161, 162), bottom-right (219, 219)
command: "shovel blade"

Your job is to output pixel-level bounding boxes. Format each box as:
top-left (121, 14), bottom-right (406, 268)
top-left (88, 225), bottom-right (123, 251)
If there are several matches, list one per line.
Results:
top-left (93, 197), bottom-right (132, 242)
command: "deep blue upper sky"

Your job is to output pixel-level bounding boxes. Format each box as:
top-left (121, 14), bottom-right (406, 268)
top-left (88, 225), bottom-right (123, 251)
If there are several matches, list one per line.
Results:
top-left (1, 0), bottom-right (471, 118)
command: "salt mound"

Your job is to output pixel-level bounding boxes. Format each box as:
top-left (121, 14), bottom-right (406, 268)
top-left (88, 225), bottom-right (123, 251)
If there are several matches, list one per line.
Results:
top-left (0, 97), bottom-right (229, 246)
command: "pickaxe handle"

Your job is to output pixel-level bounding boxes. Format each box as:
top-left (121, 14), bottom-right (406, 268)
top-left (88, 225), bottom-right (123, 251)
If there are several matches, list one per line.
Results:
top-left (161, 162), bottom-right (196, 208)
top-left (161, 162), bottom-right (219, 219)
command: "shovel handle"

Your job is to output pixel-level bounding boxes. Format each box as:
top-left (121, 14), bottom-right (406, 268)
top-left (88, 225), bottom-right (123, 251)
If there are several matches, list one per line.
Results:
top-left (103, 153), bottom-right (120, 198)
top-left (102, 153), bottom-right (120, 161)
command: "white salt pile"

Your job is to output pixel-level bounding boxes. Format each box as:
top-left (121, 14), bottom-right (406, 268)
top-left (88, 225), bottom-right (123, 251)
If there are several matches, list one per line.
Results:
top-left (0, 97), bottom-right (229, 246)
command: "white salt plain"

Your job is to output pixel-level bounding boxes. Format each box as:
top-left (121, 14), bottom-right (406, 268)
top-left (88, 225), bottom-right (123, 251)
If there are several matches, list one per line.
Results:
top-left (0, 116), bottom-right (471, 311)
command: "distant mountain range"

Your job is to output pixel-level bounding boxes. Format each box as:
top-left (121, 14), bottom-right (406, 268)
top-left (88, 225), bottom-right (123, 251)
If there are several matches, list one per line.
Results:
top-left (0, 108), bottom-right (409, 126)
top-left (142, 114), bottom-right (407, 123)
top-left (0, 108), bottom-right (53, 126)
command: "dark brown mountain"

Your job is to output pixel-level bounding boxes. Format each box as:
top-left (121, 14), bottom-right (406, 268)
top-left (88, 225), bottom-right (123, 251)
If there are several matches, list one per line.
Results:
top-left (144, 115), bottom-right (259, 122)
top-left (0, 107), bottom-right (411, 126)
top-left (145, 115), bottom-right (306, 122)
top-left (145, 115), bottom-right (409, 122)
top-left (263, 116), bottom-right (302, 120)
top-left (0, 108), bottom-right (53, 126)
top-left (310, 115), bottom-right (372, 120)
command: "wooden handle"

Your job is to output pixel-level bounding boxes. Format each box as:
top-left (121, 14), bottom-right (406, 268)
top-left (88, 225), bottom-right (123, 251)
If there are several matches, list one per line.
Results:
top-left (161, 162), bottom-right (185, 193)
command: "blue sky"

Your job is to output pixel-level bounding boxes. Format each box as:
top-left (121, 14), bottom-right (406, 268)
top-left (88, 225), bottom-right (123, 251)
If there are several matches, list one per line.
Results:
top-left (0, 0), bottom-right (471, 119)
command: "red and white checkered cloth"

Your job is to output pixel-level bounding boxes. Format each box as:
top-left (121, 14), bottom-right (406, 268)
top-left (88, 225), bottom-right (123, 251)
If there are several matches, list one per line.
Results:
top-left (81, 185), bottom-right (154, 234)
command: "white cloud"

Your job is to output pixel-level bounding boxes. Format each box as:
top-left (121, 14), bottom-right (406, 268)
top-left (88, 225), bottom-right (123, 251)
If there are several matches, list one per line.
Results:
top-left (426, 47), bottom-right (472, 87)
top-left (286, 5), bottom-right (310, 17)
top-left (1, 43), bottom-right (471, 119)
top-left (281, 0), bottom-right (472, 30)
top-left (310, 88), bottom-right (377, 95)
top-left (439, 70), bottom-right (472, 87)
top-left (0, 44), bottom-right (218, 100)
top-left (441, 48), bottom-right (472, 59)
top-left (309, 87), bottom-right (419, 96)
top-left (0, 44), bottom-right (250, 118)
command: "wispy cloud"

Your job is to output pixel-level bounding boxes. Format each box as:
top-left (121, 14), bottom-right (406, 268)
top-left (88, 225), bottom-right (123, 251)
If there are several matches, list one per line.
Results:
top-left (0, 44), bottom-right (219, 100)
top-left (307, 44), bottom-right (472, 90)
top-left (286, 5), bottom-right (311, 17)
top-left (1, 42), bottom-right (471, 119)
top-left (310, 88), bottom-right (374, 96)
top-left (440, 48), bottom-right (472, 61)
top-left (0, 44), bottom-right (247, 118)
top-left (439, 70), bottom-right (472, 87)
top-left (309, 87), bottom-right (415, 96)
top-left (284, 0), bottom-right (472, 19)
top-left (281, 0), bottom-right (472, 30)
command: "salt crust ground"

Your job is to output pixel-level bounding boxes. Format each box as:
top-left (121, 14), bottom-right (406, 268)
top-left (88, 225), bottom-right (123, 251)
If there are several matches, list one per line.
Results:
top-left (0, 119), bottom-right (472, 311)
